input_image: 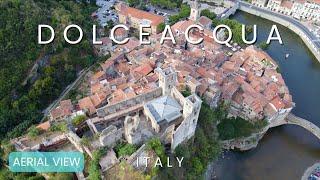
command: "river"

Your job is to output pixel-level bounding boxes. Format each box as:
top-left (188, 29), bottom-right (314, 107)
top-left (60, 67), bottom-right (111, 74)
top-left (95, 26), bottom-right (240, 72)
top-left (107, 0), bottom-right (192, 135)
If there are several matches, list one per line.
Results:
top-left (209, 11), bottom-right (320, 180)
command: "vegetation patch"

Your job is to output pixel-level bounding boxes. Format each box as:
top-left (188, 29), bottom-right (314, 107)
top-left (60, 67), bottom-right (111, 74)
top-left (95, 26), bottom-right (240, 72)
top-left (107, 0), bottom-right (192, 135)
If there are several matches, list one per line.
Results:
top-left (0, 0), bottom-right (97, 141)
top-left (200, 9), bottom-right (217, 20)
top-left (217, 117), bottom-right (268, 140)
top-left (212, 19), bottom-right (253, 46)
top-left (168, 4), bottom-right (191, 24)
top-left (72, 115), bottom-right (88, 126)
top-left (114, 141), bottom-right (137, 157)
top-left (88, 147), bottom-right (106, 180)
top-left (157, 104), bottom-right (222, 179)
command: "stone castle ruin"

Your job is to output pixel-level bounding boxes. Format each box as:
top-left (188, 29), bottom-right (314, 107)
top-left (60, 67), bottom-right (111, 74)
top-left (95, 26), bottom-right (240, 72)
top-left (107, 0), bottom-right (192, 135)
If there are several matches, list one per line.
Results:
top-left (86, 67), bottom-right (202, 151)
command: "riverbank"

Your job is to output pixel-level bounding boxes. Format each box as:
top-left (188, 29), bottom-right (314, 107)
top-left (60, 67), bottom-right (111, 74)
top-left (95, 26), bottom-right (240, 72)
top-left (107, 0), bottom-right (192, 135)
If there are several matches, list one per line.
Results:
top-left (238, 1), bottom-right (320, 63)
top-left (207, 10), bottom-right (320, 180)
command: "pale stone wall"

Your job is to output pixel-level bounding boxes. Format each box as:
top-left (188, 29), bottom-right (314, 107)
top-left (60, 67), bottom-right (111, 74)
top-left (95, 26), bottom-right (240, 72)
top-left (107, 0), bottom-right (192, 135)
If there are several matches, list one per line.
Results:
top-left (119, 14), bottom-right (127, 24)
top-left (171, 86), bottom-right (186, 107)
top-left (96, 87), bottom-right (162, 117)
top-left (99, 125), bottom-right (123, 148)
top-left (66, 131), bottom-right (84, 153)
top-left (143, 105), bottom-right (160, 133)
top-left (172, 94), bottom-right (202, 150)
top-left (171, 114), bottom-right (195, 150)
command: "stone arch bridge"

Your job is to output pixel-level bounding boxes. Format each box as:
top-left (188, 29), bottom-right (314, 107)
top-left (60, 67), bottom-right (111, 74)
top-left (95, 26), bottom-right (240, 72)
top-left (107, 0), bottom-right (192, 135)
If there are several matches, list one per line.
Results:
top-left (278, 113), bottom-right (320, 140)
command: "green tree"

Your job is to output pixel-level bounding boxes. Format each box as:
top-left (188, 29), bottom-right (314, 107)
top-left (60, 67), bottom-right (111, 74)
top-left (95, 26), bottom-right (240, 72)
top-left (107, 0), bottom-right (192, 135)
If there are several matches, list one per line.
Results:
top-left (138, 2), bottom-right (147, 11)
top-left (80, 135), bottom-right (91, 146)
top-left (258, 41), bottom-right (270, 50)
top-left (169, 15), bottom-right (180, 24)
top-left (192, 157), bottom-right (204, 175)
top-left (88, 148), bottom-right (106, 180)
top-left (90, 0), bottom-right (97, 6)
top-left (72, 115), bottom-right (87, 126)
top-left (49, 122), bottom-right (68, 132)
top-left (128, 0), bottom-right (140, 7)
top-left (28, 125), bottom-right (41, 137)
top-left (107, 20), bottom-right (114, 29)
top-left (200, 9), bottom-right (216, 20)
top-left (118, 144), bottom-right (136, 157)
top-left (157, 22), bottom-right (166, 32)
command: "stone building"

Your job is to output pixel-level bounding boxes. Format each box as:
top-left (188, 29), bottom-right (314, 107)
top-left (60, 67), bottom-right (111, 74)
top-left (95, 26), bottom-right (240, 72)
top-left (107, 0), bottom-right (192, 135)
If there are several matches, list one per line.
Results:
top-left (117, 5), bottom-right (164, 34)
top-left (147, 67), bottom-right (202, 150)
top-left (86, 67), bottom-right (202, 151)
top-left (189, 0), bottom-right (201, 22)
top-left (252, 0), bottom-right (269, 7)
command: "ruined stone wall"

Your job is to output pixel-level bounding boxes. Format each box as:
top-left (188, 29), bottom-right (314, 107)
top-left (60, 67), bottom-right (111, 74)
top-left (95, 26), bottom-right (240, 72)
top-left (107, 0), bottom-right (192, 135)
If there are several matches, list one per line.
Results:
top-left (171, 86), bottom-right (186, 108)
top-left (171, 114), bottom-right (195, 150)
top-left (99, 125), bottom-right (123, 148)
top-left (97, 87), bottom-right (162, 117)
top-left (66, 131), bottom-right (84, 153)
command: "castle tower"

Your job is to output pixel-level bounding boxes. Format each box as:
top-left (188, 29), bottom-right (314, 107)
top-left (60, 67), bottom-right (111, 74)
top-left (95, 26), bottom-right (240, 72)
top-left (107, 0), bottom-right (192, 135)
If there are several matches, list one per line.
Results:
top-left (183, 94), bottom-right (202, 120)
top-left (156, 67), bottom-right (177, 96)
top-left (189, 0), bottom-right (201, 22)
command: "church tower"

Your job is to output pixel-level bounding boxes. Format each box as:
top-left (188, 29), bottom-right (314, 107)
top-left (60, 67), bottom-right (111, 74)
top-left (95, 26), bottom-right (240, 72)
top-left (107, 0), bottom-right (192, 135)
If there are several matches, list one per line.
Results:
top-left (189, 0), bottom-right (200, 22)
top-left (156, 67), bottom-right (177, 96)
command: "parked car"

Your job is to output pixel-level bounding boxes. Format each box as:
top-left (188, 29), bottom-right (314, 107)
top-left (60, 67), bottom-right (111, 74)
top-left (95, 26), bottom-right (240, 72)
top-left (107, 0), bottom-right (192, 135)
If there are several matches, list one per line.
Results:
top-left (308, 176), bottom-right (317, 180)
top-left (313, 172), bottom-right (320, 177)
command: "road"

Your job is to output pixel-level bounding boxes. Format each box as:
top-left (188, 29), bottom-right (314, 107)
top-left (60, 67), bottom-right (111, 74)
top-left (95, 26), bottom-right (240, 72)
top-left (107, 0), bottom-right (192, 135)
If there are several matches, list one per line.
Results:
top-left (239, 1), bottom-right (320, 51)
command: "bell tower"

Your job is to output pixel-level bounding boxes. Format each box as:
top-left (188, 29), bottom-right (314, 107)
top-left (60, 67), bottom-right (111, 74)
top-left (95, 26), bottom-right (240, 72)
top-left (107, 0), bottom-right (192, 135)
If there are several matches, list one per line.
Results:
top-left (156, 67), bottom-right (177, 96)
top-left (189, 0), bottom-right (200, 22)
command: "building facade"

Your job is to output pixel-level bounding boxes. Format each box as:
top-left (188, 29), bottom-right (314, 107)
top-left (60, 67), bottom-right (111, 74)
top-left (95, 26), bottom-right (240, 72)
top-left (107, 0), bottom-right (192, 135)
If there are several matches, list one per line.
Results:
top-left (117, 4), bottom-right (165, 34)
top-left (263, 0), bottom-right (320, 21)
top-left (189, 0), bottom-right (201, 22)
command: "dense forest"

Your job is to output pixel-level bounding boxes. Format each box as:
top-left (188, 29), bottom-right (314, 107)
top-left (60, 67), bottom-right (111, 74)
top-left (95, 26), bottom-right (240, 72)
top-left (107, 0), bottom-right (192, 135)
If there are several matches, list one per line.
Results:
top-left (0, 0), bottom-right (97, 140)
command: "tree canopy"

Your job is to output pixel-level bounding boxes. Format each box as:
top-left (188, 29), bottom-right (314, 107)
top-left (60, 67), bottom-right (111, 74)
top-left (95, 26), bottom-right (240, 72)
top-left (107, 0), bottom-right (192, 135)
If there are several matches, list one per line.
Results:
top-left (0, 0), bottom-right (96, 140)
top-left (157, 22), bottom-right (166, 32)
top-left (150, 0), bottom-right (183, 9)
top-left (200, 9), bottom-right (217, 20)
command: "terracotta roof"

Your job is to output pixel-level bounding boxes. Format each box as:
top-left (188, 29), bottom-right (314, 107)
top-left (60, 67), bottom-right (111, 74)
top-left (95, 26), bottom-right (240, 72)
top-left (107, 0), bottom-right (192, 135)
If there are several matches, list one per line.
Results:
top-left (115, 2), bottom-right (128, 11)
top-left (36, 121), bottom-right (51, 131)
top-left (198, 16), bottom-right (212, 27)
top-left (91, 71), bottom-right (105, 80)
top-left (171, 20), bottom-right (194, 33)
top-left (91, 83), bottom-right (103, 94)
top-left (294, 0), bottom-right (306, 4)
top-left (307, 0), bottom-right (320, 4)
top-left (270, 96), bottom-right (285, 110)
top-left (50, 100), bottom-right (73, 119)
top-left (118, 7), bottom-right (164, 26)
top-left (281, 0), bottom-right (294, 8)
top-left (78, 97), bottom-right (96, 114)
top-left (94, 37), bottom-right (112, 49)
top-left (133, 63), bottom-right (153, 76)
top-left (114, 27), bottom-right (128, 37)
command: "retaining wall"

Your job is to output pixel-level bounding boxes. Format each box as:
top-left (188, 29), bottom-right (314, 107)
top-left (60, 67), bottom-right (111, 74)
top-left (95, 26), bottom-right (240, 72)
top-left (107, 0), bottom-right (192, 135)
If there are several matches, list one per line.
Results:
top-left (239, 5), bottom-right (320, 62)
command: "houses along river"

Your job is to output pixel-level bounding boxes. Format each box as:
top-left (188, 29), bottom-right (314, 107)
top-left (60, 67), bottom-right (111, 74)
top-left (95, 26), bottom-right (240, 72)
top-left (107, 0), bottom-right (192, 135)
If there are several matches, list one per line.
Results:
top-left (209, 11), bottom-right (320, 180)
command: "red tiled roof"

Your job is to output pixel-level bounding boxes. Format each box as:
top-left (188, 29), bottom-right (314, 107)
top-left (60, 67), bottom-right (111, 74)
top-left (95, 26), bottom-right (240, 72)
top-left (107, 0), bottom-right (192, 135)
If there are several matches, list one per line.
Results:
top-left (118, 7), bottom-right (164, 26)
top-left (91, 71), bottom-right (105, 80)
top-left (270, 96), bottom-right (285, 110)
top-left (281, 0), bottom-right (294, 9)
top-left (36, 121), bottom-right (51, 131)
top-left (198, 16), bottom-right (212, 27)
top-left (133, 63), bottom-right (153, 76)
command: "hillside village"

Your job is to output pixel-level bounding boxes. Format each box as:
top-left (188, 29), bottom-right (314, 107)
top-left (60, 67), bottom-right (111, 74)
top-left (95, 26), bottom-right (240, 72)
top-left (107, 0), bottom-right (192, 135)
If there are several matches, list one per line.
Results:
top-left (10, 1), bottom-right (295, 179)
